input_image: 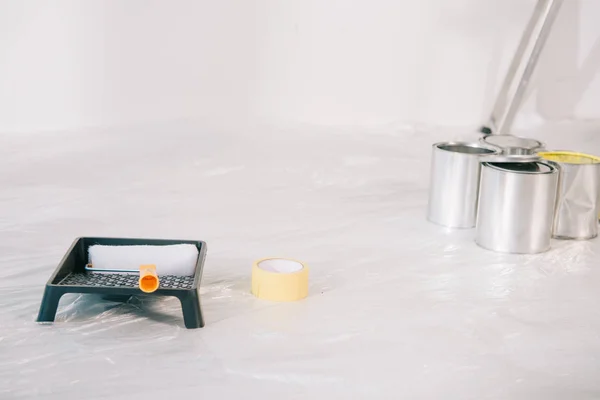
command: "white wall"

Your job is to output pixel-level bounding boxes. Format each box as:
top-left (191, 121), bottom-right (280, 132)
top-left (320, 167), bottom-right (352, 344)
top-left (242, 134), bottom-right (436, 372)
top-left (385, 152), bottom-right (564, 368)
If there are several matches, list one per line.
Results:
top-left (0, 0), bottom-right (599, 133)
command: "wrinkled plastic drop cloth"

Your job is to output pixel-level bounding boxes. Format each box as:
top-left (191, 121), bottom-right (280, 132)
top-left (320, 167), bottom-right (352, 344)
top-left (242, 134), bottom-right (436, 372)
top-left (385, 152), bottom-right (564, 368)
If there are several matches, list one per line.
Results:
top-left (1, 121), bottom-right (600, 399)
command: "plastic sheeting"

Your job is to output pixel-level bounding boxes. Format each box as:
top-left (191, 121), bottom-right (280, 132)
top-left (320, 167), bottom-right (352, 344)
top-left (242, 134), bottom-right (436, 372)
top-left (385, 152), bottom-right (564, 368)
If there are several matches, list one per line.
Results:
top-left (1, 121), bottom-right (600, 399)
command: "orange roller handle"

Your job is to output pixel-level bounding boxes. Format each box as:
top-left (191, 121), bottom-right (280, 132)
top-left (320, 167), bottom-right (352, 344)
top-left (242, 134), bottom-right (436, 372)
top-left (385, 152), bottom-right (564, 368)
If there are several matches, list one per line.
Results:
top-left (139, 264), bottom-right (159, 293)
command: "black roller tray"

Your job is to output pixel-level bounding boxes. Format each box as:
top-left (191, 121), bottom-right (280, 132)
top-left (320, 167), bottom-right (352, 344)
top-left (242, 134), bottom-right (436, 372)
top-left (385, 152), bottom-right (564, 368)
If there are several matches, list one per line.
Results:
top-left (36, 237), bottom-right (207, 329)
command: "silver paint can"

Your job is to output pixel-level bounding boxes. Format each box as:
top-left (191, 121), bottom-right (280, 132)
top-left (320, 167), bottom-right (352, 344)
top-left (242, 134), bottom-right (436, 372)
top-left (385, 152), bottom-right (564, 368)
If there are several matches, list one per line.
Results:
top-left (476, 161), bottom-right (559, 254)
top-left (538, 151), bottom-right (600, 240)
top-left (427, 142), bottom-right (498, 228)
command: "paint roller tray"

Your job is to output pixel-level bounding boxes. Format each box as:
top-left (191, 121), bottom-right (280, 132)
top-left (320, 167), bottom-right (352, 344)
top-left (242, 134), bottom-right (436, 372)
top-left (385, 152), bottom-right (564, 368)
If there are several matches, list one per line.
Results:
top-left (36, 237), bottom-right (207, 329)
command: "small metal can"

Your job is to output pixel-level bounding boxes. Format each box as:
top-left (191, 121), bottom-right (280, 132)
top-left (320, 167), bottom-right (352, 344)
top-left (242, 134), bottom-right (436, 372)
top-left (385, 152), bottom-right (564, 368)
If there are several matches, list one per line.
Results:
top-left (480, 134), bottom-right (544, 155)
top-left (476, 161), bottom-right (559, 254)
top-left (427, 141), bottom-right (498, 228)
top-left (538, 151), bottom-right (600, 240)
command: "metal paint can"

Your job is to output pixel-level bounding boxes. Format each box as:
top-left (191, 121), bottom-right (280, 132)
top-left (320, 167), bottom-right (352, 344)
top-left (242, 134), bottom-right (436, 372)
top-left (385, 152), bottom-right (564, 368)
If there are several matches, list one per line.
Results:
top-left (480, 134), bottom-right (544, 155)
top-left (427, 141), bottom-right (498, 228)
top-left (538, 151), bottom-right (600, 240)
top-left (476, 161), bottom-right (559, 254)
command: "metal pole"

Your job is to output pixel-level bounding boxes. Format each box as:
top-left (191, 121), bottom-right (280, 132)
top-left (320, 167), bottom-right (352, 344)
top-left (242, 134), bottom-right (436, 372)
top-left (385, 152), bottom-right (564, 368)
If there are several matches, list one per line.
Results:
top-left (482, 0), bottom-right (564, 135)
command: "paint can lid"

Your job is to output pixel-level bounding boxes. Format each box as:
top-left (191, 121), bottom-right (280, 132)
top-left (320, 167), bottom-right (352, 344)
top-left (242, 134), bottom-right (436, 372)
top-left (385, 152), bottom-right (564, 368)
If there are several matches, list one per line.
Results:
top-left (481, 135), bottom-right (544, 151)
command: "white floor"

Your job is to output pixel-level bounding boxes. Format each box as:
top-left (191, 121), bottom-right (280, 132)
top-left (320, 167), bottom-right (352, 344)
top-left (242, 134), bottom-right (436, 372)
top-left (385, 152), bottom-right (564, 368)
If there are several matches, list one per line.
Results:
top-left (1, 120), bottom-right (600, 399)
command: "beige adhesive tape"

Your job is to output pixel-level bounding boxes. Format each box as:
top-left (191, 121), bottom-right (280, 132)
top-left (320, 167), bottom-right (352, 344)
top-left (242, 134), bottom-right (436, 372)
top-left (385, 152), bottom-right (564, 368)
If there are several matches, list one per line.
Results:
top-left (251, 258), bottom-right (309, 302)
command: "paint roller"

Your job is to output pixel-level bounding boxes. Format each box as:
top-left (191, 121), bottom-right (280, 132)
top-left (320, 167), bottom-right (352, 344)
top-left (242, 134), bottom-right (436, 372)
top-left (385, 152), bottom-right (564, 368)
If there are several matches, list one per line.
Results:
top-left (86, 244), bottom-right (199, 293)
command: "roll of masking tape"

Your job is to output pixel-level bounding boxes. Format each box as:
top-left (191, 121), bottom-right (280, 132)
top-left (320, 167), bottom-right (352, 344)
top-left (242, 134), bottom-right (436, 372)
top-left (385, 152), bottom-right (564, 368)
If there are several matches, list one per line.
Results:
top-left (251, 258), bottom-right (309, 302)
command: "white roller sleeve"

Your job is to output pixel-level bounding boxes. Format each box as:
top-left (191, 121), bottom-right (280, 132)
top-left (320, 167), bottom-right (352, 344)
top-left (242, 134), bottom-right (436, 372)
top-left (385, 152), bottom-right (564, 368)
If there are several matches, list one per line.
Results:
top-left (88, 244), bottom-right (199, 276)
